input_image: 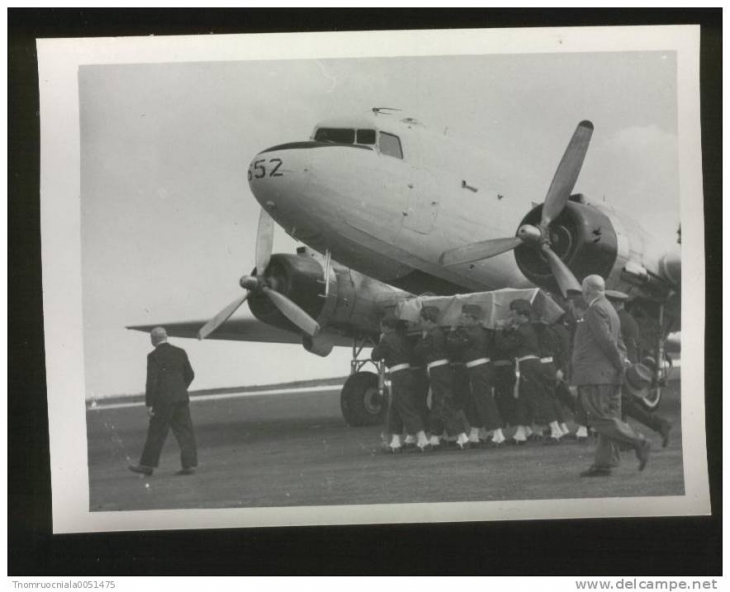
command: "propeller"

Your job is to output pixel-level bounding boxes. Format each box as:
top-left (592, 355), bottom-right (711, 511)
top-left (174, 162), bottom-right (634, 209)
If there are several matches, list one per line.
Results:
top-left (198, 209), bottom-right (321, 340)
top-left (439, 120), bottom-right (593, 296)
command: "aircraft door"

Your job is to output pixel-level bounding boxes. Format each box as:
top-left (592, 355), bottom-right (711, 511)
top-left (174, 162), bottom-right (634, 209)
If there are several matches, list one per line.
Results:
top-left (402, 168), bottom-right (439, 235)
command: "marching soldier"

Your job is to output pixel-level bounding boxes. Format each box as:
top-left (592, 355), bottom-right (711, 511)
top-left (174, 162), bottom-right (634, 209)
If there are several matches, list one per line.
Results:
top-left (606, 290), bottom-right (672, 448)
top-left (371, 314), bottom-right (430, 453)
top-left (414, 306), bottom-right (470, 450)
top-left (495, 299), bottom-right (564, 444)
top-left (447, 304), bottom-right (506, 446)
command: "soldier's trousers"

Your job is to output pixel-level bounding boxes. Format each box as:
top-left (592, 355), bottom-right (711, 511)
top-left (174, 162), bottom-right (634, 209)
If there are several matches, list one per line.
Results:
top-left (516, 360), bottom-right (557, 425)
top-left (452, 363), bottom-right (477, 428)
top-left (140, 401), bottom-right (198, 469)
top-left (385, 369), bottom-right (424, 435)
top-left (622, 393), bottom-right (670, 435)
top-left (467, 363), bottom-right (503, 430)
top-left (427, 365), bottom-right (467, 436)
top-left (493, 363), bottom-right (517, 427)
top-left (579, 384), bottom-right (645, 469)
top-left (540, 362), bottom-right (569, 424)
top-left (411, 367), bottom-right (431, 433)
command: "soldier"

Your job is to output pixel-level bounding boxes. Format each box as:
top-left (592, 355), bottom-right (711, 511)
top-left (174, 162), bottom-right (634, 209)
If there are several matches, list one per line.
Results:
top-left (491, 328), bottom-right (519, 441)
top-left (448, 304), bottom-right (506, 446)
top-left (495, 299), bottom-right (564, 444)
top-left (606, 290), bottom-right (672, 448)
top-left (535, 318), bottom-right (572, 439)
top-left (371, 314), bottom-right (430, 453)
top-left (414, 306), bottom-right (470, 450)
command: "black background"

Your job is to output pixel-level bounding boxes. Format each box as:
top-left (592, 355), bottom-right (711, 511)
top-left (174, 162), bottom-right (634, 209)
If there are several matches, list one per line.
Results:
top-left (9, 8), bottom-right (722, 575)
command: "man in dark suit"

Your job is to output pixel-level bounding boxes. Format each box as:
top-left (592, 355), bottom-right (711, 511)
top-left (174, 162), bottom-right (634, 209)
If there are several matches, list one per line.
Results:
top-left (129, 327), bottom-right (197, 476)
top-left (572, 276), bottom-right (651, 477)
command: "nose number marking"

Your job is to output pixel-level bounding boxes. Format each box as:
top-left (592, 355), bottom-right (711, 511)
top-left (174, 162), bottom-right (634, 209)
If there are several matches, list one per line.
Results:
top-left (249, 158), bottom-right (284, 181)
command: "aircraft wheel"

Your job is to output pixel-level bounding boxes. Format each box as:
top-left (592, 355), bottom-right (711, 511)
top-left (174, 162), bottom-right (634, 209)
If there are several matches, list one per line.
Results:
top-left (340, 371), bottom-right (387, 427)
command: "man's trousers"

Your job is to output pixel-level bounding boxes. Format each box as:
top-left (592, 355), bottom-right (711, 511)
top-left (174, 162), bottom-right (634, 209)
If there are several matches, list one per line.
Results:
top-left (140, 401), bottom-right (198, 469)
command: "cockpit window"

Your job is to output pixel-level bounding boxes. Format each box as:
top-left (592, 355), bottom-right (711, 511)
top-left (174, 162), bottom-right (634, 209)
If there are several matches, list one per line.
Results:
top-left (379, 132), bottom-right (403, 159)
top-left (315, 128), bottom-right (355, 144)
top-left (356, 129), bottom-right (376, 145)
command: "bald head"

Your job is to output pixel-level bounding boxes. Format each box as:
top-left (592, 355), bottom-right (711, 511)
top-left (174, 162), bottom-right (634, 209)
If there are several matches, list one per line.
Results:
top-left (150, 326), bottom-right (168, 346)
top-left (582, 274), bottom-right (605, 302)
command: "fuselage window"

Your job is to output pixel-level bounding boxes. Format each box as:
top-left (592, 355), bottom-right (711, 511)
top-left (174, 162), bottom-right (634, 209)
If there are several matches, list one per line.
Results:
top-left (379, 132), bottom-right (403, 159)
top-left (315, 128), bottom-right (355, 144)
top-left (356, 129), bottom-right (376, 145)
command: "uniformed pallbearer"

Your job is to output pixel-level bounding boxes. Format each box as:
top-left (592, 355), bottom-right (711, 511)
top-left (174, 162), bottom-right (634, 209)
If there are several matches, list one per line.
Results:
top-left (447, 304), bottom-right (506, 446)
top-left (371, 314), bottom-right (430, 453)
top-left (494, 299), bottom-right (564, 444)
top-left (414, 306), bottom-right (470, 449)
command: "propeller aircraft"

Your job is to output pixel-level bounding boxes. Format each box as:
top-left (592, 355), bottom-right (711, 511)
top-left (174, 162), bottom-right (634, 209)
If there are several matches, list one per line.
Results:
top-left (129, 110), bottom-right (681, 426)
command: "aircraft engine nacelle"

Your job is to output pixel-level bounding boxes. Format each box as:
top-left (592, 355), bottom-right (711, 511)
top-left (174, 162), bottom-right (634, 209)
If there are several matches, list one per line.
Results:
top-left (514, 201), bottom-right (619, 293)
top-left (248, 253), bottom-right (404, 355)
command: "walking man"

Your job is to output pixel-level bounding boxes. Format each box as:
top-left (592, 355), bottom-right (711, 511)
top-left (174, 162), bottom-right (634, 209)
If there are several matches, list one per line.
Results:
top-left (573, 276), bottom-right (651, 477)
top-left (129, 326), bottom-right (198, 476)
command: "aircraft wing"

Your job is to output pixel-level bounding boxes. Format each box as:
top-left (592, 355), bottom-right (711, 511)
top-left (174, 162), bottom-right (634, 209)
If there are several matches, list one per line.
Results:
top-left (126, 317), bottom-right (355, 347)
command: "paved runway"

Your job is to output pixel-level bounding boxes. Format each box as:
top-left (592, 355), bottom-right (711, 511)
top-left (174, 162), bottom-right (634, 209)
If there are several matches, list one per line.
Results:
top-left (87, 382), bottom-right (684, 511)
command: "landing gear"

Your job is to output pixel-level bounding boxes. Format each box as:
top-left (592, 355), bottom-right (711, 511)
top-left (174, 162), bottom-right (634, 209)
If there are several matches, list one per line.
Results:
top-left (340, 335), bottom-right (388, 427)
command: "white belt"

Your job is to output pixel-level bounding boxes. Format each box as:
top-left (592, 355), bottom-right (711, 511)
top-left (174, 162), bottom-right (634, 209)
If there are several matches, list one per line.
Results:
top-left (540, 357), bottom-right (554, 364)
top-left (388, 363), bottom-right (410, 374)
top-left (465, 357), bottom-right (491, 368)
top-left (513, 355), bottom-right (540, 399)
top-left (426, 359), bottom-right (450, 372)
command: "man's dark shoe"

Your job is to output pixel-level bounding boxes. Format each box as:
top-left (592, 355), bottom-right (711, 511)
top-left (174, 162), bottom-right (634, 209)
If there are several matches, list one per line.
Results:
top-left (579, 466), bottom-right (612, 478)
top-left (129, 464), bottom-right (153, 476)
top-left (636, 439), bottom-right (651, 471)
top-left (175, 467), bottom-right (196, 476)
top-left (659, 421), bottom-right (672, 448)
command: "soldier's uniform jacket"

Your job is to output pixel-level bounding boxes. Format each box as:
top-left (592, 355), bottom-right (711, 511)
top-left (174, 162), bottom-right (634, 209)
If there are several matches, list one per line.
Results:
top-left (414, 325), bottom-right (451, 364)
top-left (551, 322), bottom-right (572, 375)
top-left (371, 330), bottom-right (413, 369)
top-left (447, 326), bottom-right (493, 362)
top-left (494, 322), bottom-right (541, 359)
top-left (617, 308), bottom-right (640, 364)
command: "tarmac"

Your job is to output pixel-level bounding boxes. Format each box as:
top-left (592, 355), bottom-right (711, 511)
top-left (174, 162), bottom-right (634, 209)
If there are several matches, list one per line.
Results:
top-left (87, 381), bottom-right (684, 512)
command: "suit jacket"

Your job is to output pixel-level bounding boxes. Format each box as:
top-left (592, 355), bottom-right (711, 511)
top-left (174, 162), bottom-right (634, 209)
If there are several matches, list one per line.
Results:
top-left (571, 296), bottom-right (627, 386)
top-left (145, 342), bottom-right (195, 407)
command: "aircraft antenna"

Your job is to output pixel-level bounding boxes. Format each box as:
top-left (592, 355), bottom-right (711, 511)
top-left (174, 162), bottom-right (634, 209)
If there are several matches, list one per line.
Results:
top-left (372, 107), bottom-right (401, 116)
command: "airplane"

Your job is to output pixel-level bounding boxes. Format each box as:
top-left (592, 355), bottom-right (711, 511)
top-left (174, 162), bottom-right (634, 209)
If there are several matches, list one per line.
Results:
top-left (129, 109), bottom-right (681, 427)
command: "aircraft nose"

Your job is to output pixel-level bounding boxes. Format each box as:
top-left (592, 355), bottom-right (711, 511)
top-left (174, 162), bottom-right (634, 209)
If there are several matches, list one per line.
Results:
top-left (247, 145), bottom-right (312, 212)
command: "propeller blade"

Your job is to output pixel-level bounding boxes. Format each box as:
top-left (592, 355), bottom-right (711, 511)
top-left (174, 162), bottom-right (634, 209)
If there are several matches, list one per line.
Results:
top-left (262, 286), bottom-right (320, 337)
top-left (255, 209), bottom-right (275, 274)
top-left (198, 292), bottom-right (249, 340)
top-left (541, 120), bottom-right (593, 228)
top-left (439, 236), bottom-right (523, 267)
top-left (541, 245), bottom-right (582, 297)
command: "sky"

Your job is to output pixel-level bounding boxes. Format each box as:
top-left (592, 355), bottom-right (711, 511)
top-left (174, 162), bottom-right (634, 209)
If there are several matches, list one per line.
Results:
top-left (78, 49), bottom-right (681, 397)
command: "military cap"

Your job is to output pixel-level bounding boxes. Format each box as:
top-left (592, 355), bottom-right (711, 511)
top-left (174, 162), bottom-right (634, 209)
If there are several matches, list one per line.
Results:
top-left (461, 304), bottom-right (483, 318)
top-left (605, 290), bottom-right (629, 301)
top-left (509, 299), bottom-right (533, 316)
top-left (419, 306), bottom-right (441, 322)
